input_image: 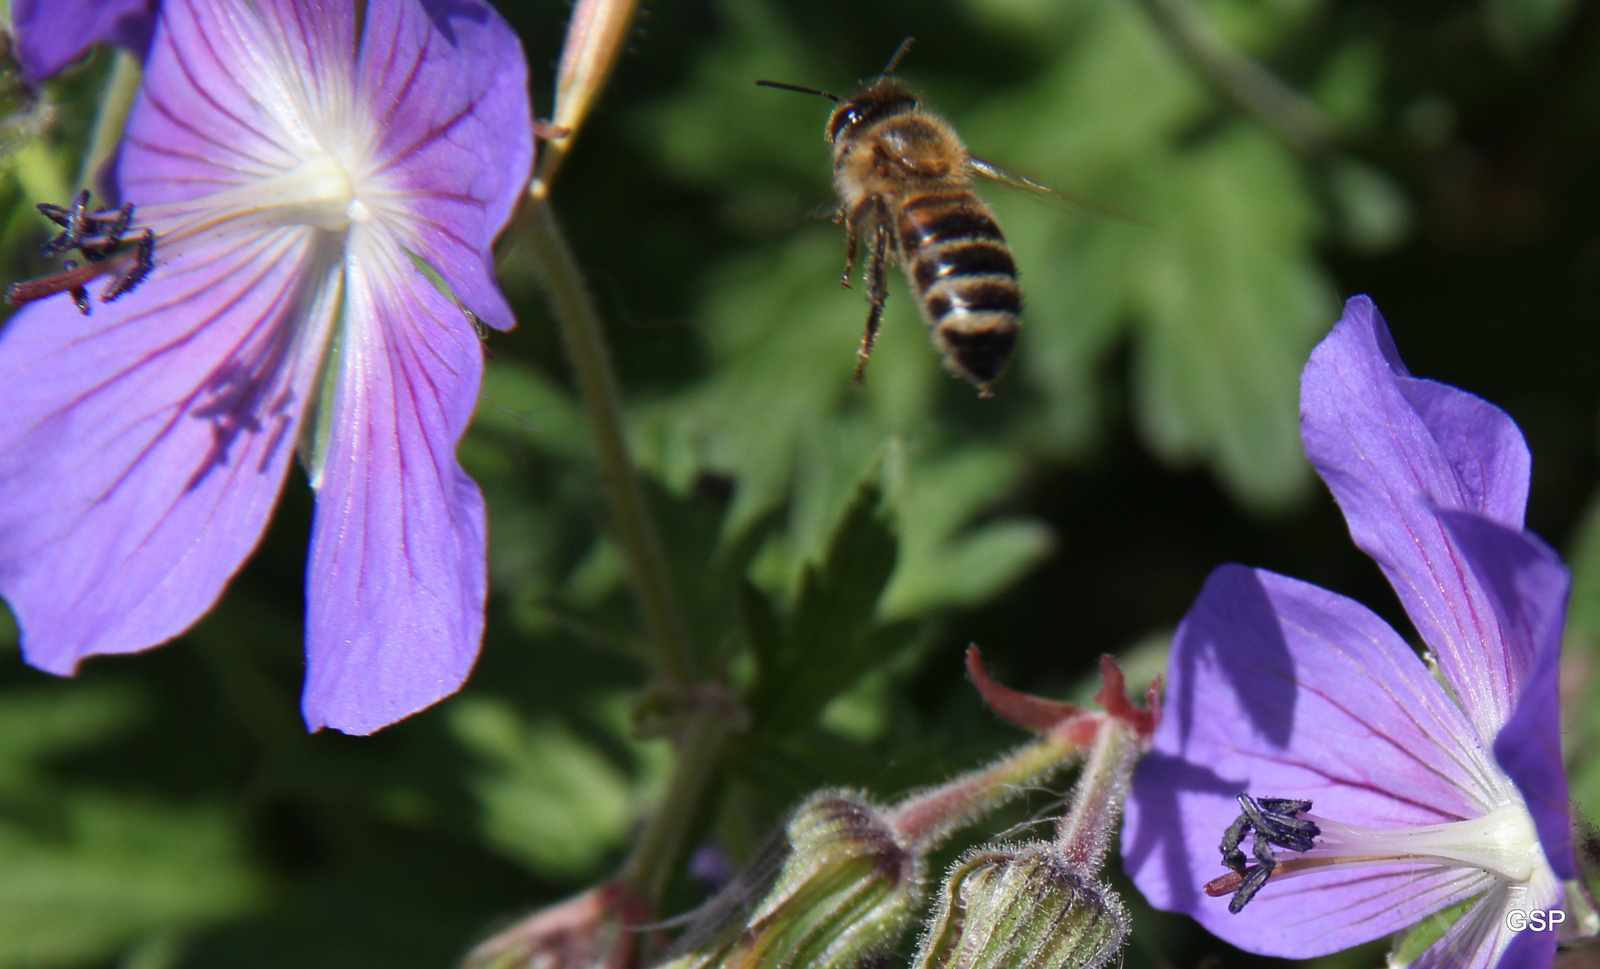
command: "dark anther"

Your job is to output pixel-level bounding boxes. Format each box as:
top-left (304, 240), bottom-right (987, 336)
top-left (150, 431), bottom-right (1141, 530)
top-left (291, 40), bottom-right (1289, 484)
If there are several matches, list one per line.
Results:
top-left (39, 190), bottom-right (91, 258)
top-left (1216, 794), bottom-right (1319, 915)
top-left (1219, 813), bottom-right (1253, 873)
top-left (42, 193), bottom-right (137, 262)
top-left (102, 229), bottom-right (156, 303)
top-left (59, 261), bottom-right (90, 315)
top-left (1238, 796), bottom-right (1317, 853)
top-left (7, 192), bottom-right (157, 311)
top-left (86, 203), bottom-right (136, 260)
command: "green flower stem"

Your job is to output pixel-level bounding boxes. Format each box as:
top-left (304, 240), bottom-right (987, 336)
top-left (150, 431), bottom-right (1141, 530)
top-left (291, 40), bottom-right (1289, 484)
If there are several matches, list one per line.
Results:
top-left (888, 725), bottom-right (1092, 851)
top-left (523, 196), bottom-right (728, 908)
top-left (523, 196), bottom-right (692, 686)
top-left (77, 50), bottom-right (143, 191)
top-left (619, 701), bottom-right (730, 904)
top-left (1053, 720), bottom-right (1140, 873)
top-left (1129, 0), bottom-right (1336, 156)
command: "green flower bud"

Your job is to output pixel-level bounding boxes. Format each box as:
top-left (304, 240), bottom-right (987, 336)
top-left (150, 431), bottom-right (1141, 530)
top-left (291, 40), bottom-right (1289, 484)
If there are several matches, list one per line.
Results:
top-left (663, 791), bottom-right (921, 969)
top-left (912, 844), bottom-right (1128, 969)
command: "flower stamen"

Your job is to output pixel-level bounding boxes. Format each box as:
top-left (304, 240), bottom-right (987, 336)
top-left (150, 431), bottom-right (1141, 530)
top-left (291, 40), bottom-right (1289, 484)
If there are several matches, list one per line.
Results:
top-left (1207, 793), bottom-right (1546, 915)
top-left (1214, 795), bottom-right (1320, 912)
top-left (6, 192), bottom-right (157, 314)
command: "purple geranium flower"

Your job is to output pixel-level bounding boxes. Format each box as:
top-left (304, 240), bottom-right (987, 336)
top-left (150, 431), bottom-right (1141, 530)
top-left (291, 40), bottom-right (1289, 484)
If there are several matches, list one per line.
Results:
top-left (1122, 296), bottom-right (1579, 968)
top-left (0, 0), bottom-right (534, 734)
top-left (10, 0), bottom-right (157, 83)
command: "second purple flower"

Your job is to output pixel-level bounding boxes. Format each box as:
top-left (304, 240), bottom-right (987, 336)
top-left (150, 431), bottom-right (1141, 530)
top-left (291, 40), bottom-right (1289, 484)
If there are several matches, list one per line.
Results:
top-left (1121, 296), bottom-right (1581, 969)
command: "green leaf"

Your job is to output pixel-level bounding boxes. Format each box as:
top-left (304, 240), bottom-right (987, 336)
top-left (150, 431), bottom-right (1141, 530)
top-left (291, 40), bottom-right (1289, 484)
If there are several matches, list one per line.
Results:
top-left (969, 0), bottom-right (1205, 177)
top-left (0, 686), bottom-right (143, 796)
top-left (1564, 490), bottom-right (1600, 817)
top-left (632, 229), bottom-right (933, 539)
top-left (1566, 488), bottom-right (1600, 648)
top-left (0, 684), bottom-right (262, 966)
top-left (1126, 125), bottom-right (1330, 510)
top-left (646, 476), bottom-right (775, 673)
top-left (817, 671), bottom-right (893, 743)
top-left (0, 797), bottom-right (259, 967)
top-left (472, 359), bottom-right (588, 463)
top-left (1386, 893), bottom-right (1481, 967)
top-left (450, 697), bottom-right (668, 880)
top-left (1327, 156), bottom-right (1412, 255)
top-left (644, 0), bottom-right (821, 186)
top-left (1312, 40), bottom-right (1384, 136)
top-left (1486, 0), bottom-right (1580, 54)
top-left (738, 578), bottom-right (786, 677)
top-left (881, 449), bottom-right (1054, 620)
top-left (963, 0), bottom-right (1338, 511)
top-left (746, 478), bottom-right (900, 737)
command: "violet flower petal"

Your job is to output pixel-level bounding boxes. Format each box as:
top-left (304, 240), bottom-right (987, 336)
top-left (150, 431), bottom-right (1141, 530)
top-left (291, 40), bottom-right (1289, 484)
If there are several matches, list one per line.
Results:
top-left (140, 0), bottom-right (524, 733)
top-left (1301, 295), bottom-right (1535, 742)
top-left (1121, 564), bottom-right (1507, 957)
top-left (300, 257), bottom-right (488, 736)
top-left (11, 0), bottom-right (154, 83)
top-left (1409, 879), bottom-right (1562, 969)
top-left (1492, 913), bottom-right (1562, 969)
top-left (1, 0), bottom-right (531, 734)
top-left (1438, 510), bottom-right (1575, 880)
top-left (356, 0), bottom-right (534, 332)
top-left (118, 1), bottom-right (310, 203)
top-left (0, 229), bottom-right (330, 671)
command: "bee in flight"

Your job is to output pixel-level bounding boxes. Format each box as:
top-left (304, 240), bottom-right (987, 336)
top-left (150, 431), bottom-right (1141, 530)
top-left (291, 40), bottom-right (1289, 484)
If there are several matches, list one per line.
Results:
top-left (760, 38), bottom-right (1048, 396)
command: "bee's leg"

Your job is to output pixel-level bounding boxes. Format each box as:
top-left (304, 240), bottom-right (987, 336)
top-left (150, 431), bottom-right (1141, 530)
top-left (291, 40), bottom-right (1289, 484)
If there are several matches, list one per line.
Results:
top-left (853, 212), bottom-right (892, 385)
top-left (841, 195), bottom-right (881, 288)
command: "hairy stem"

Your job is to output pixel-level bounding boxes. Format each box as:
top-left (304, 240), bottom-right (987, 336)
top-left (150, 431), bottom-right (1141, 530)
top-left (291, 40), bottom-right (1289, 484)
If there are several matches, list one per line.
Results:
top-left (523, 196), bottom-right (731, 909)
top-left (619, 703), bottom-right (730, 904)
top-left (889, 716), bottom-right (1100, 851)
top-left (523, 197), bottom-right (692, 686)
top-left (1054, 720), bottom-right (1140, 873)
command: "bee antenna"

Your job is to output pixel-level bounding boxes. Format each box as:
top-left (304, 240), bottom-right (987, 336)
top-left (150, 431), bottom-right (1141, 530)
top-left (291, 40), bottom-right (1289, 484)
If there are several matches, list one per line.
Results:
top-left (882, 36), bottom-right (915, 75)
top-left (754, 80), bottom-right (841, 102)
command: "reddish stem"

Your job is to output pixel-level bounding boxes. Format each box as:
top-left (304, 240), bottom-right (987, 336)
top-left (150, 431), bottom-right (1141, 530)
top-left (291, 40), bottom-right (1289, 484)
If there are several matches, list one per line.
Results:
top-left (967, 646), bottom-right (1161, 745)
top-left (966, 645), bottom-right (1087, 732)
top-left (4, 260), bottom-right (108, 306)
top-left (1092, 654), bottom-right (1163, 741)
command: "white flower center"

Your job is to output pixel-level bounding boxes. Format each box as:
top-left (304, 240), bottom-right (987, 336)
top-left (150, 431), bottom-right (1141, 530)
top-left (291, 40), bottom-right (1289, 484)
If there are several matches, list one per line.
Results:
top-left (139, 148), bottom-right (371, 249)
top-left (1295, 802), bottom-right (1543, 883)
top-left (1204, 792), bottom-right (1563, 925)
top-left (247, 150), bottom-right (359, 232)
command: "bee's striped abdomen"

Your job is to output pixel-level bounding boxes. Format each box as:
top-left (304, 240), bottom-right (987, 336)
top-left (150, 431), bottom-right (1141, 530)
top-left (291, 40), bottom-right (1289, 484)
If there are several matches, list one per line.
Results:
top-left (897, 193), bottom-right (1020, 388)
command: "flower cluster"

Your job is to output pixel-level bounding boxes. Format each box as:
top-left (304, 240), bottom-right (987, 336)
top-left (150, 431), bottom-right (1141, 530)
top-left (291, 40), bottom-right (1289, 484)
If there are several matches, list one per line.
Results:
top-left (0, 4), bottom-right (1588, 967)
top-left (1122, 296), bottom-right (1579, 968)
top-left (0, 0), bottom-right (534, 733)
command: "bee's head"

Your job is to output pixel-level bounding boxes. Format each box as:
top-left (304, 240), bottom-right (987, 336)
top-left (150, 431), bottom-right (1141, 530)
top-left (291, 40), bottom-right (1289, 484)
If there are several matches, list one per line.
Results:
top-left (827, 77), bottom-right (919, 144)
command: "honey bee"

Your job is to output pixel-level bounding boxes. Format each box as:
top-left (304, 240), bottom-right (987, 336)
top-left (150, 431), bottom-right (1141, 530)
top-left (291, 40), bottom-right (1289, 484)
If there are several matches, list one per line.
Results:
top-left (760, 39), bottom-right (1045, 396)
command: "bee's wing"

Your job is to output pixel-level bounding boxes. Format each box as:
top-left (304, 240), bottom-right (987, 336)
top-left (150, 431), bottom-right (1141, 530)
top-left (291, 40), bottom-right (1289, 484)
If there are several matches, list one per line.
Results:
top-left (968, 157), bottom-right (1151, 226)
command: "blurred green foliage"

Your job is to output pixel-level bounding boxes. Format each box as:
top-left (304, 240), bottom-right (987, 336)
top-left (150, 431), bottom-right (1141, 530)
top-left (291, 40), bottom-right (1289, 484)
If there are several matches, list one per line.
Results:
top-left (1, 0), bottom-right (1599, 966)
top-left (0, 676), bottom-right (261, 967)
top-left (450, 696), bottom-right (669, 879)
